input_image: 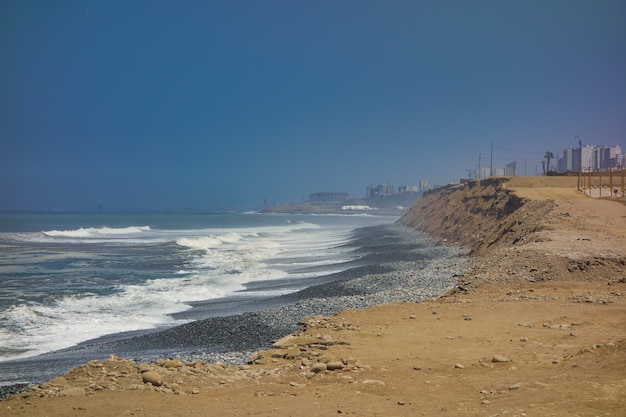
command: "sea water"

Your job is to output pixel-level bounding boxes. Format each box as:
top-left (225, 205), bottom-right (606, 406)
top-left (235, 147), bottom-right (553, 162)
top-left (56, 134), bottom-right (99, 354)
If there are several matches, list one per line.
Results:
top-left (0, 211), bottom-right (395, 363)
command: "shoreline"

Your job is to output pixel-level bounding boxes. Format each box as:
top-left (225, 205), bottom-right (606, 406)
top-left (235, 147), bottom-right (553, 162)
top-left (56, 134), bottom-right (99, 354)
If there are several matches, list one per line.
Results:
top-left (2, 177), bottom-right (625, 416)
top-left (0, 223), bottom-right (466, 390)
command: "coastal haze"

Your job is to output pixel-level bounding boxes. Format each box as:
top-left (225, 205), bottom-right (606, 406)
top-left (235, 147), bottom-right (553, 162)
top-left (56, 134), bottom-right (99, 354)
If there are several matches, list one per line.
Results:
top-left (0, 2), bottom-right (625, 413)
top-left (2, 1), bottom-right (625, 211)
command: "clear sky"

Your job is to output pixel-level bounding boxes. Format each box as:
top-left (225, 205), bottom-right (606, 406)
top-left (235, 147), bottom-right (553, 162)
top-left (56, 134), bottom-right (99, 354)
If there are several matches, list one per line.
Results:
top-left (1, 1), bottom-right (625, 211)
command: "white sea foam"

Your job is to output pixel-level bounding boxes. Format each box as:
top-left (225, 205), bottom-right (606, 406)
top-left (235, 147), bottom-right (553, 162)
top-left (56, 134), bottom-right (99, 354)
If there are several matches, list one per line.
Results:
top-left (0, 213), bottom-right (395, 362)
top-left (43, 225), bottom-right (151, 238)
top-left (0, 271), bottom-right (252, 361)
top-left (176, 233), bottom-right (244, 250)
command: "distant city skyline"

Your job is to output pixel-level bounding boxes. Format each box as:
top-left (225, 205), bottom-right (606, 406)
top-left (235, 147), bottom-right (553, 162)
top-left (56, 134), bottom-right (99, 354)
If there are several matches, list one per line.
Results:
top-left (466, 142), bottom-right (625, 180)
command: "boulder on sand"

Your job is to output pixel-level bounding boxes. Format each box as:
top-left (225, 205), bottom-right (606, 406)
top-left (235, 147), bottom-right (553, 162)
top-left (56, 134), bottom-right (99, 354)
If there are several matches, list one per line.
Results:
top-left (142, 371), bottom-right (163, 387)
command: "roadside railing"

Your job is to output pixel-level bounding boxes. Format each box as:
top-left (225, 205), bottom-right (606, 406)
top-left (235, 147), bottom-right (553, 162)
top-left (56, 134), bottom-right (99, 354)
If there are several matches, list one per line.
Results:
top-left (579, 168), bottom-right (626, 198)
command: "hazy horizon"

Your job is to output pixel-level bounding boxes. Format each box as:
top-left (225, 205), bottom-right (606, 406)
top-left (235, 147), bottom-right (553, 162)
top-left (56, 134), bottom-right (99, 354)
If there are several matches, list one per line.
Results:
top-left (2, 1), bottom-right (625, 211)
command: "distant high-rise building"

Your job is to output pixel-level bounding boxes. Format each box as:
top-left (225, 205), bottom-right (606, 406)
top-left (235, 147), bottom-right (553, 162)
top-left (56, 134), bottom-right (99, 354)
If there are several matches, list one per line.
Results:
top-left (419, 179), bottom-right (429, 193)
top-left (398, 184), bottom-right (419, 194)
top-left (558, 148), bottom-right (576, 173)
top-left (593, 146), bottom-right (611, 170)
top-left (309, 191), bottom-right (348, 202)
top-left (576, 145), bottom-right (593, 172)
top-left (558, 144), bottom-right (624, 173)
top-left (366, 184), bottom-right (394, 198)
top-left (505, 161), bottom-right (517, 176)
top-left (609, 145), bottom-right (623, 168)
top-left (611, 145), bottom-right (624, 167)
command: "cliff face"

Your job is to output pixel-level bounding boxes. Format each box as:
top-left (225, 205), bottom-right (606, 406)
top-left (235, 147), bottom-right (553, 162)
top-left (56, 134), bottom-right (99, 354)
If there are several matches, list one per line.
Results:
top-left (397, 178), bottom-right (555, 255)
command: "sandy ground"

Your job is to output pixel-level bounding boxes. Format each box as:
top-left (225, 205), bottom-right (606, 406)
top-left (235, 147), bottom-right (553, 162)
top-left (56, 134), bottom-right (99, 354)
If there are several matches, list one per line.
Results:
top-left (2, 177), bottom-right (625, 417)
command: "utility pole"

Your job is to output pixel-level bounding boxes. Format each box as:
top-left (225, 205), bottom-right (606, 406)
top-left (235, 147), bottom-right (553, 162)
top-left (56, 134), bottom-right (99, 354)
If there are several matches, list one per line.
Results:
top-left (478, 153), bottom-right (482, 179)
top-left (490, 142), bottom-right (493, 177)
top-left (576, 135), bottom-right (582, 191)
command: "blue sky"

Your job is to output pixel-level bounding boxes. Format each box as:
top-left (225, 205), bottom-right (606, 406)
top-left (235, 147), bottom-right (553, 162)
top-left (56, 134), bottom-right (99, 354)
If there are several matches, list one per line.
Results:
top-left (1, 1), bottom-right (625, 210)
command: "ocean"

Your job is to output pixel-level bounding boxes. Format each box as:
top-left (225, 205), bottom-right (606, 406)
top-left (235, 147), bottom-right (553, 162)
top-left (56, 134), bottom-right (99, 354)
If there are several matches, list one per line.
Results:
top-left (0, 210), bottom-right (398, 382)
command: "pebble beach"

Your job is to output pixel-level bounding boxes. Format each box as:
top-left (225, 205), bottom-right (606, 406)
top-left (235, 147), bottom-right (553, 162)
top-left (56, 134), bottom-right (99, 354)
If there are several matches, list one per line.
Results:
top-left (0, 223), bottom-right (467, 395)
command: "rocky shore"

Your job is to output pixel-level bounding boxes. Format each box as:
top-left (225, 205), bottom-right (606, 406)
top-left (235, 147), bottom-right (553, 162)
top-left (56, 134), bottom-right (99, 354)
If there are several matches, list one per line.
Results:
top-left (0, 223), bottom-right (467, 393)
top-left (1, 176), bottom-right (625, 417)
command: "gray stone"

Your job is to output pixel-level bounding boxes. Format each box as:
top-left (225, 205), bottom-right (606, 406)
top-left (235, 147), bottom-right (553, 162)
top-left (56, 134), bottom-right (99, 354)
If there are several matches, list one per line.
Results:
top-left (326, 361), bottom-right (344, 371)
top-left (492, 355), bottom-right (511, 363)
top-left (163, 359), bottom-right (184, 368)
top-left (310, 362), bottom-right (327, 373)
top-left (138, 364), bottom-right (152, 373)
top-left (142, 371), bottom-right (163, 386)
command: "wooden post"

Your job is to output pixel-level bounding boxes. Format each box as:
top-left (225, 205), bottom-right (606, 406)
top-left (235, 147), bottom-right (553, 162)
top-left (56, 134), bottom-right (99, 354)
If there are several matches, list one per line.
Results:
top-left (599, 171), bottom-right (602, 198)
top-left (610, 168), bottom-right (613, 198)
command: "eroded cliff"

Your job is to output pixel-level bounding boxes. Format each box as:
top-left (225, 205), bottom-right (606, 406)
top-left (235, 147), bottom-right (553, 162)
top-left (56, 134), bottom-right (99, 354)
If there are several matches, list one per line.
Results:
top-left (398, 177), bottom-right (626, 286)
top-left (398, 178), bottom-right (555, 255)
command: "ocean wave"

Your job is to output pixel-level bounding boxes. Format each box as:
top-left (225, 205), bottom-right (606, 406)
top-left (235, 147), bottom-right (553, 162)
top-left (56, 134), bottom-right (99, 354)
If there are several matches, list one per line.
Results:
top-left (176, 232), bottom-right (243, 250)
top-left (0, 266), bottom-right (286, 362)
top-left (43, 226), bottom-right (151, 238)
top-left (0, 213), bottom-right (395, 363)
